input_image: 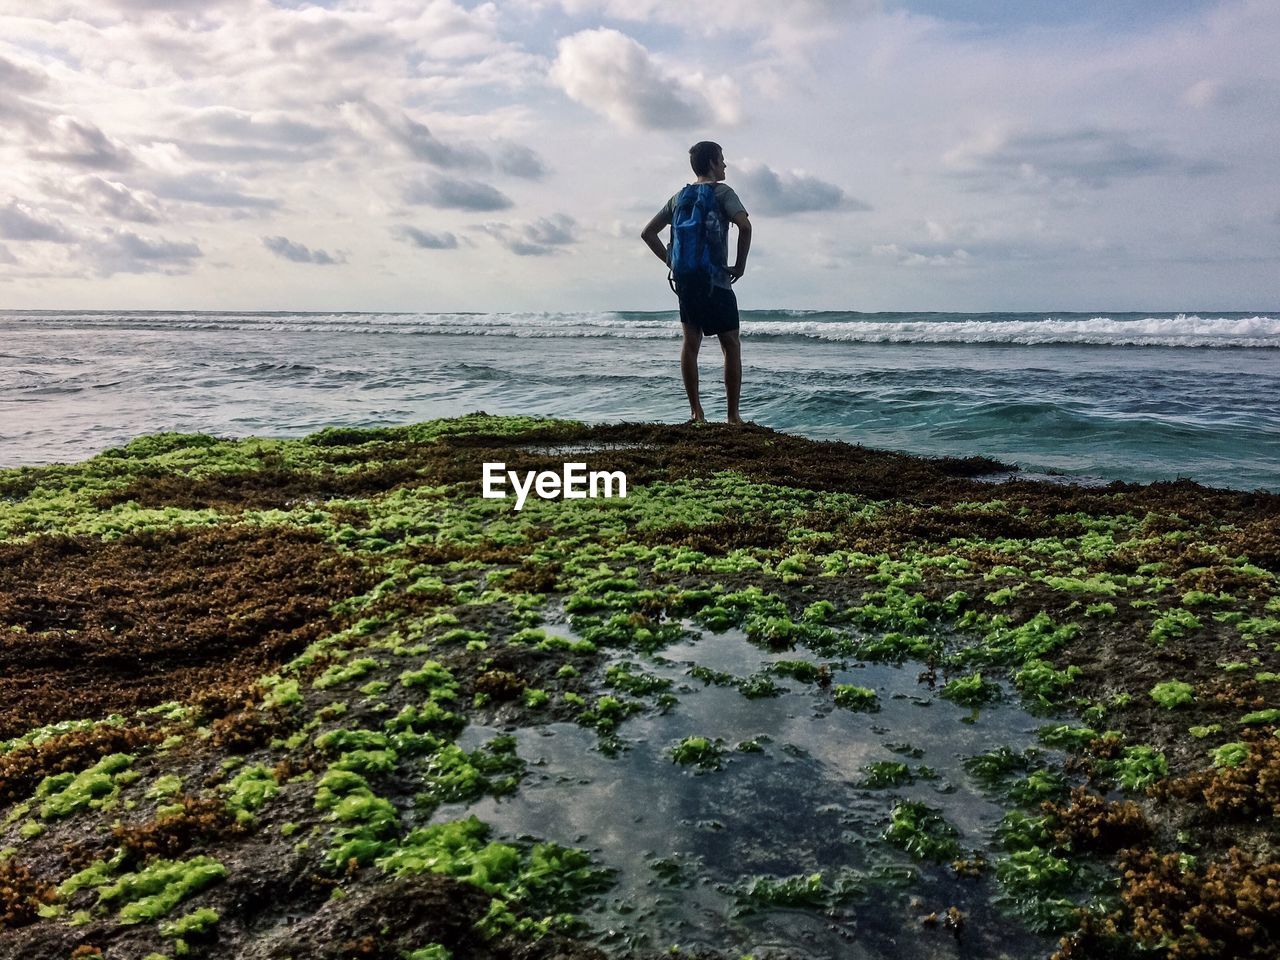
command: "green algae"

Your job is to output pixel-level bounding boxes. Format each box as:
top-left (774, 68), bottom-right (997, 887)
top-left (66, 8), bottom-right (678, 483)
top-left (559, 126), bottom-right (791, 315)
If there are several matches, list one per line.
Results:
top-left (1212, 741), bottom-right (1250, 768)
top-left (1013, 659), bottom-right (1082, 707)
top-left (1239, 708), bottom-right (1280, 726)
top-left (1189, 723), bottom-right (1222, 738)
top-left (522, 688), bottom-right (550, 708)
top-left (314, 657), bottom-right (383, 690)
top-left (670, 736), bottom-right (724, 770)
top-left (160, 906), bottom-right (219, 937)
top-left (737, 872), bottom-right (828, 909)
top-left (223, 765), bottom-right (279, 823)
top-left (604, 662), bottom-right (672, 696)
top-left (1150, 680), bottom-right (1196, 709)
top-left (963, 746), bottom-right (1034, 789)
top-left (1107, 745), bottom-right (1168, 790)
top-left (1149, 608), bottom-right (1202, 646)
top-left (145, 775), bottom-right (183, 801)
top-left (991, 812), bottom-right (1083, 935)
top-left (768, 659), bottom-right (826, 683)
top-left (314, 766), bottom-right (400, 868)
top-left (861, 761), bottom-right (913, 788)
top-left (377, 815), bottom-right (610, 935)
top-left (939, 671), bottom-right (1001, 707)
top-left (1008, 769), bottom-right (1067, 805)
top-left (1037, 724), bottom-right (1100, 751)
top-left (97, 856), bottom-right (228, 923)
top-left (832, 684), bottom-right (879, 711)
top-left (736, 673), bottom-right (784, 699)
top-left (399, 661), bottom-right (460, 699)
top-left (36, 753), bottom-right (137, 819)
top-left (416, 737), bottom-right (523, 811)
top-left (883, 801), bottom-right (961, 862)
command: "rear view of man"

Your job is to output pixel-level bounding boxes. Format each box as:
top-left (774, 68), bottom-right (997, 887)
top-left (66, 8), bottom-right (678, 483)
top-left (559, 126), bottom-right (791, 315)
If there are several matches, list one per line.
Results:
top-left (641, 141), bottom-right (752, 424)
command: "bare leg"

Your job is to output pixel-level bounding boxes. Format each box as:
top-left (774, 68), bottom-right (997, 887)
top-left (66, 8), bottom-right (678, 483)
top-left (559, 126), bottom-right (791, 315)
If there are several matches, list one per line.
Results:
top-left (681, 323), bottom-right (705, 422)
top-left (718, 329), bottom-right (742, 424)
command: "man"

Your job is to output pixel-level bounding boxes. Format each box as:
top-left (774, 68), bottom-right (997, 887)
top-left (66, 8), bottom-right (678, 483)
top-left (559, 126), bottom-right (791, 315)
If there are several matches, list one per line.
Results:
top-left (641, 141), bottom-right (751, 425)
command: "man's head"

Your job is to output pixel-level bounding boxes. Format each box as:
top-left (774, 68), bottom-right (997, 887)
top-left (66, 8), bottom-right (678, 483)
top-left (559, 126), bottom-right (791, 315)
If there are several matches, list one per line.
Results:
top-left (689, 141), bottom-right (726, 181)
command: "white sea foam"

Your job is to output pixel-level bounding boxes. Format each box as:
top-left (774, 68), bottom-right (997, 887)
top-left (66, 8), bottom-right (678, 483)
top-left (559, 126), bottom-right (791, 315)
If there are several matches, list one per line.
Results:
top-left (3, 311), bottom-right (1277, 347)
top-left (737, 314), bottom-right (1280, 348)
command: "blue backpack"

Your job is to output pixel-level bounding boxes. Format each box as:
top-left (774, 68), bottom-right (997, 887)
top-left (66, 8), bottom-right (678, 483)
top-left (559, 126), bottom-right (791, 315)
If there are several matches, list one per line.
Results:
top-left (668, 183), bottom-right (724, 297)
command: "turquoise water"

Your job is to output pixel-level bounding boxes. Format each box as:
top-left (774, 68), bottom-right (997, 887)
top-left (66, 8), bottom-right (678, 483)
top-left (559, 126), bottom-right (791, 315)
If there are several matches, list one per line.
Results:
top-left (1, 309), bottom-right (1276, 489)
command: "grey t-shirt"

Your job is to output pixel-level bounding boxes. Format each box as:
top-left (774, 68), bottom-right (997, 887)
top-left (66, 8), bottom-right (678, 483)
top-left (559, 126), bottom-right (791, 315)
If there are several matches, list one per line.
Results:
top-left (662, 183), bottom-right (748, 289)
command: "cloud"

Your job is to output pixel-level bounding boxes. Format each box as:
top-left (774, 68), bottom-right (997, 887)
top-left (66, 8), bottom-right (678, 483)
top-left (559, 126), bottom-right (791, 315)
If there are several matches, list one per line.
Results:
top-left (148, 172), bottom-right (280, 210)
top-left (394, 226), bottom-right (460, 249)
top-left (550, 29), bottom-right (739, 131)
top-left (173, 106), bottom-right (332, 164)
top-left (28, 116), bottom-right (135, 171)
top-left (1181, 78), bottom-right (1272, 111)
top-left (189, 107), bottom-right (329, 146)
top-left (403, 176), bottom-right (513, 211)
top-left (262, 235), bottom-right (345, 265)
top-left (0, 54), bottom-right (47, 95)
top-left (871, 242), bottom-right (972, 268)
top-left (52, 176), bottom-right (163, 224)
top-left (943, 126), bottom-right (1223, 190)
top-left (735, 162), bottom-right (867, 214)
top-left (86, 229), bottom-right (202, 276)
top-left (0, 200), bottom-right (76, 243)
top-left (482, 214), bottom-right (577, 256)
top-left (544, 0), bottom-right (879, 49)
top-left (0, 243), bottom-right (18, 266)
top-left (343, 101), bottom-right (490, 169)
top-left (495, 141), bottom-right (548, 179)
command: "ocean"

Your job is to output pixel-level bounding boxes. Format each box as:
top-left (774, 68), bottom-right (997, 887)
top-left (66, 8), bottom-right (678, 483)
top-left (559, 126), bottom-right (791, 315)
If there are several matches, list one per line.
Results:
top-left (1, 309), bottom-right (1276, 491)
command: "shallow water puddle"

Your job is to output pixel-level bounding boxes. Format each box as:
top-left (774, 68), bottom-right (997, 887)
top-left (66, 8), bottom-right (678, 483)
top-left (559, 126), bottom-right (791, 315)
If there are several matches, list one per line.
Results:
top-left (458, 625), bottom-right (1060, 959)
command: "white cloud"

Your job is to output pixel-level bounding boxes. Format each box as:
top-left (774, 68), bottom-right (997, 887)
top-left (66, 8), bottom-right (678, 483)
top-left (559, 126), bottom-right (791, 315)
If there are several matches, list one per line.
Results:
top-left (403, 176), bottom-right (514, 211)
top-left (86, 228), bottom-right (202, 276)
top-left (147, 172), bottom-right (280, 211)
top-left (942, 125), bottom-right (1223, 191)
top-left (262, 235), bottom-right (344, 265)
top-left (871, 242), bottom-right (972, 268)
top-left (50, 176), bottom-right (164, 224)
top-left (394, 225), bottom-right (460, 249)
top-left (481, 214), bottom-right (577, 256)
top-left (550, 29), bottom-right (740, 131)
top-left (495, 141), bottom-right (548, 179)
top-left (543, 0), bottom-right (880, 51)
top-left (735, 162), bottom-right (868, 215)
top-left (28, 116), bottom-right (136, 171)
top-left (0, 200), bottom-right (77, 243)
top-left (0, 54), bottom-right (47, 94)
top-left (342, 101), bottom-right (491, 169)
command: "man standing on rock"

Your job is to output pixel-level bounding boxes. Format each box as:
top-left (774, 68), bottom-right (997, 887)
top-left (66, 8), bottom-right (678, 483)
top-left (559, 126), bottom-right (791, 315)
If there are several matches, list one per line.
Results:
top-left (641, 141), bottom-right (752, 425)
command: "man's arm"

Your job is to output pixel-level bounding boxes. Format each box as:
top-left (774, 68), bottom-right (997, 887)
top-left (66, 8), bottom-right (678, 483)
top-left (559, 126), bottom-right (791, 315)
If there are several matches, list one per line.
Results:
top-left (727, 211), bottom-right (751, 282)
top-left (640, 209), bottom-right (672, 265)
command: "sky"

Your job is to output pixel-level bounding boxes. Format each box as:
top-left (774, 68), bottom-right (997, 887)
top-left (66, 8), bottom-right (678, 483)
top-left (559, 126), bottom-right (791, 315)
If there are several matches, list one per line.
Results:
top-left (1, 0), bottom-right (1277, 312)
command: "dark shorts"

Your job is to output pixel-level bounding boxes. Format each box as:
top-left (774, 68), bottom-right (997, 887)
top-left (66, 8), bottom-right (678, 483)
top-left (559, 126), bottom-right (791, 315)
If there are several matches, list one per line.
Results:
top-left (678, 283), bottom-right (739, 336)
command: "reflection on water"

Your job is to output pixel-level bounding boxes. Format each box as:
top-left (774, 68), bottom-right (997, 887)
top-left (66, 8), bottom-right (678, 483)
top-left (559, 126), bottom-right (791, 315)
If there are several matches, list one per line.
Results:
top-left (458, 625), bottom-right (1058, 959)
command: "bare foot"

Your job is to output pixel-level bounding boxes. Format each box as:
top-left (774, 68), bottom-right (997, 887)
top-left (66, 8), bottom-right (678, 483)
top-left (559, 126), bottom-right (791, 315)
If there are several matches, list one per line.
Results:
top-left (686, 411), bottom-right (706, 424)
top-left (727, 415), bottom-right (744, 425)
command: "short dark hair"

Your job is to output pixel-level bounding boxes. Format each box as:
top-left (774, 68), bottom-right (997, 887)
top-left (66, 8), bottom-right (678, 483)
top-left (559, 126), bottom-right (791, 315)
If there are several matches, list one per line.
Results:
top-left (689, 141), bottom-right (722, 177)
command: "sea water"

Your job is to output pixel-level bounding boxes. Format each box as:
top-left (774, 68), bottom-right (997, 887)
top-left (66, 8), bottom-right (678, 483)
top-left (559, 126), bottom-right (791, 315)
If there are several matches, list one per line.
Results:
top-left (1, 309), bottom-right (1276, 490)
